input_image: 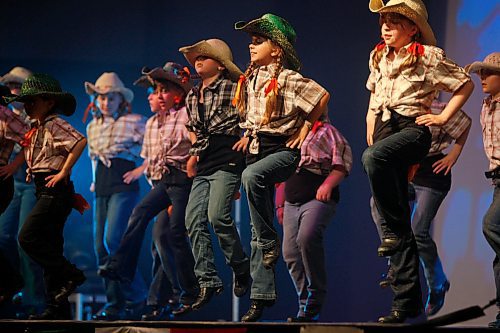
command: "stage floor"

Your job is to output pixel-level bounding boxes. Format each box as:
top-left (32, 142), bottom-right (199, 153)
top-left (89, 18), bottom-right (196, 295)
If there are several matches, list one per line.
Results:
top-left (0, 320), bottom-right (494, 333)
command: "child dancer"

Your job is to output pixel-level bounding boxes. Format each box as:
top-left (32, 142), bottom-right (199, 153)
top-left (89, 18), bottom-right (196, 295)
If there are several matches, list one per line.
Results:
top-left (85, 72), bottom-right (147, 320)
top-left (98, 63), bottom-right (198, 318)
top-left (363, 0), bottom-right (473, 323)
top-left (233, 13), bottom-right (330, 321)
top-left (10, 73), bottom-right (88, 319)
top-left (179, 38), bottom-right (250, 311)
top-left (466, 52), bottom-right (500, 328)
top-left (371, 101), bottom-right (471, 316)
top-left (276, 115), bottom-right (352, 322)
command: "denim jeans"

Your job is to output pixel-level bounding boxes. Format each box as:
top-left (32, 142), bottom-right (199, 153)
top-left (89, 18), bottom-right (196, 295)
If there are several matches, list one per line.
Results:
top-left (185, 170), bottom-right (249, 288)
top-left (362, 124), bottom-right (431, 312)
top-left (242, 149), bottom-right (300, 300)
top-left (109, 178), bottom-right (198, 304)
top-left (94, 191), bottom-right (147, 309)
top-left (483, 179), bottom-right (500, 306)
top-left (282, 198), bottom-right (336, 317)
top-left (371, 183), bottom-right (448, 292)
top-left (0, 180), bottom-right (44, 307)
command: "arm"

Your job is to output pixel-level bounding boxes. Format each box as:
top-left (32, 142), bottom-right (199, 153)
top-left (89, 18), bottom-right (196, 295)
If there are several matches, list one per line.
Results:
top-left (46, 138), bottom-right (87, 188)
top-left (286, 91), bottom-right (330, 149)
top-left (0, 152), bottom-right (25, 180)
top-left (415, 81), bottom-right (474, 126)
top-left (316, 165), bottom-right (347, 202)
top-left (123, 160), bottom-right (148, 184)
top-left (432, 122), bottom-right (471, 175)
top-left (366, 96), bottom-right (376, 146)
top-left (275, 182), bottom-right (286, 225)
top-left (187, 131), bottom-right (198, 178)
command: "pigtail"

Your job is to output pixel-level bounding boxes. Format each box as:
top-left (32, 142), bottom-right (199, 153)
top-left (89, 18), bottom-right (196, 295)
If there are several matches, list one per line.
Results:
top-left (400, 39), bottom-right (424, 72)
top-left (232, 62), bottom-right (255, 117)
top-left (261, 55), bottom-right (283, 126)
top-left (82, 100), bottom-right (97, 123)
top-left (372, 40), bottom-right (386, 71)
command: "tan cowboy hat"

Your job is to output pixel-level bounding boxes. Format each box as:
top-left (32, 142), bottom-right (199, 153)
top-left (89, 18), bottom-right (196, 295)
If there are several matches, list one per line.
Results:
top-left (369, 0), bottom-right (437, 46)
top-left (465, 52), bottom-right (500, 74)
top-left (179, 39), bottom-right (243, 82)
top-left (142, 62), bottom-right (193, 93)
top-left (84, 72), bottom-right (134, 103)
top-left (0, 66), bottom-right (32, 84)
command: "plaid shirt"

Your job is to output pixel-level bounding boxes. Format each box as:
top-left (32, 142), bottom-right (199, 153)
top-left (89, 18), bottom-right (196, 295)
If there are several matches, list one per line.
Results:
top-left (0, 105), bottom-right (29, 165)
top-left (25, 114), bottom-right (85, 176)
top-left (242, 64), bottom-right (327, 153)
top-left (428, 101), bottom-right (471, 156)
top-left (480, 95), bottom-right (500, 171)
top-left (299, 122), bottom-right (353, 176)
top-left (186, 76), bottom-right (240, 156)
top-left (141, 107), bottom-right (191, 180)
top-left (87, 113), bottom-right (146, 167)
top-left (366, 44), bottom-right (470, 122)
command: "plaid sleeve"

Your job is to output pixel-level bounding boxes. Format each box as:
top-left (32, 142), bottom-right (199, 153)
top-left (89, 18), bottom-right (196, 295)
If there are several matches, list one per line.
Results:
top-left (366, 50), bottom-right (377, 92)
top-left (185, 91), bottom-right (196, 132)
top-left (141, 117), bottom-right (154, 159)
top-left (291, 72), bottom-right (327, 115)
top-left (442, 109), bottom-right (471, 139)
top-left (2, 106), bottom-right (29, 144)
top-left (327, 125), bottom-right (353, 175)
top-left (426, 47), bottom-right (471, 93)
top-left (51, 118), bottom-right (85, 152)
top-left (133, 115), bottom-right (146, 145)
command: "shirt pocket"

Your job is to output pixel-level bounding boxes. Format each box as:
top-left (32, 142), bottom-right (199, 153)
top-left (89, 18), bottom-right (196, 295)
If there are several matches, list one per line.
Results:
top-left (401, 66), bottom-right (426, 85)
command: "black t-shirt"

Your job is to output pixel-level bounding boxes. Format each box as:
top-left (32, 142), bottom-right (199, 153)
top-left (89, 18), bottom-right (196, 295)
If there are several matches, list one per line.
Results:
top-left (197, 135), bottom-right (245, 177)
top-left (245, 134), bottom-right (299, 165)
top-left (95, 158), bottom-right (139, 197)
top-left (285, 168), bottom-right (339, 204)
top-left (412, 153), bottom-right (451, 192)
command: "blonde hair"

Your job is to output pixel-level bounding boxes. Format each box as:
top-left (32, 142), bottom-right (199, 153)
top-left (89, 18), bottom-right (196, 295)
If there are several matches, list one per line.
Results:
top-left (261, 54), bottom-right (283, 126)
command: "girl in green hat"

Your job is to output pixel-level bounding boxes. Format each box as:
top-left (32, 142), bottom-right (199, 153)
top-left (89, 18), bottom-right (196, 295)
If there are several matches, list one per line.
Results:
top-left (233, 13), bottom-right (330, 322)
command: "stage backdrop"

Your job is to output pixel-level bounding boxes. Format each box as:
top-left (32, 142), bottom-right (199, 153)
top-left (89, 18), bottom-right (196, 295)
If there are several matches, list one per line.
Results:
top-left (1, 0), bottom-right (497, 325)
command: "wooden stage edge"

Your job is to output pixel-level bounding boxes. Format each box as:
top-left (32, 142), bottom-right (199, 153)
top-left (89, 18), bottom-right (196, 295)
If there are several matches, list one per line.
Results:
top-left (0, 320), bottom-right (495, 333)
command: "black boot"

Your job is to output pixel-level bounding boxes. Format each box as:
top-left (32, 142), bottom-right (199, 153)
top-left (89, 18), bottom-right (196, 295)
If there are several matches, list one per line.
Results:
top-left (53, 271), bottom-right (86, 303)
top-left (377, 238), bottom-right (402, 257)
top-left (262, 243), bottom-right (280, 269)
top-left (234, 273), bottom-right (251, 297)
top-left (425, 280), bottom-right (450, 316)
top-left (378, 309), bottom-right (420, 323)
top-left (192, 286), bottom-right (223, 310)
top-left (29, 302), bottom-right (72, 320)
top-left (241, 299), bottom-right (275, 322)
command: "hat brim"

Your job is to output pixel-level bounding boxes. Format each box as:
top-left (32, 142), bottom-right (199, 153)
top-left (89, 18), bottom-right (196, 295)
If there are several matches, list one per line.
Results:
top-left (0, 86), bottom-right (16, 107)
top-left (235, 19), bottom-right (302, 72)
top-left (465, 61), bottom-right (500, 74)
top-left (179, 40), bottom-right (243, 82)
top-left (133, 75), bottom-right (153, 88)
top-left (84, 82), bottom-right (134, 103)
top-left (0, 73), bottom-right (25, 85)
top-left (142, 67), bottom-right (193, 94)
top-left (6, 92), bottom-right (76, 116)
top-left (369, 1), bottom-right (437, 46)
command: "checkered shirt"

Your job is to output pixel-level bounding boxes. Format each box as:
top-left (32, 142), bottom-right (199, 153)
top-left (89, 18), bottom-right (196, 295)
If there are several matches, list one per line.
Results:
top-left (366, 44), bottom-right (471, 122)
top-left (299, 122), bottom-right (353, 176)
top-left (480, 96), bottom-right (500, 171)
top-left (0, 105), bottom-right (29, 165)
top-left (242, 64), bottom-right (327, 153)
top-left (25, 114), bottom-right (85, 176)
top-left (87, 113), bottom-right (146, 167)
top-left (141, 107), bottom-right (191, 180)
top-left (186, 76), bottom-right (241, 156)
top-left (427, 101), bottom-right (471, 156)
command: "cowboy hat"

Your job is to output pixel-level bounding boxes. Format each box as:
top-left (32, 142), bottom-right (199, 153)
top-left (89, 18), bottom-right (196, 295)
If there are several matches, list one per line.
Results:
top-left (5, 73), bottom-right (76, 116)
top-left (0, 84), bottom-right (16, 107)
top-left (465, 52), bottom-right (500, 74)
top-left (133, 75), bottom-right (152, 88)
top-left (369, 0), bottom-right (437, 46)
top-left (235, 13), bottom-right (302, 72)
top-left (142, 62), bottom-right (193, 94)
top-left (85, 72), bottom-right (134, 103)
top-left (0, 67), bottom-right (32, 85)
top-left (179, 39), bottom-right (243, 82)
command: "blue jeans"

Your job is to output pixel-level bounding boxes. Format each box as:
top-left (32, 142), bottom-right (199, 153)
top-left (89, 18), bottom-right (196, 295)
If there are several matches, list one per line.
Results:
top-left (282, 198), bottom-right (336, 317)
top-left (0, 180), bottom-right (44, 308)
top-left (94, 191), bottom-right (147, 309)
top-left (483, 179), bottom-right (500, 306)
top-left (185, 170), bottom-right (249, 288)
top-left (109, 178), bottom-right (198, 304)
top-left (371, 184), bottom-right (448, 292)
top-left (362, 124), bottom-right (431, 312)
top-left (242, 149), bottom-right (300, 300)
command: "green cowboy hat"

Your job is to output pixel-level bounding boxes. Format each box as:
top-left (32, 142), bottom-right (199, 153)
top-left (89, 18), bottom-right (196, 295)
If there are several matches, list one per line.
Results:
top-left (5, 73), bottom-right (76, 116)
top-left (235, 13), bottom-right (302, 72)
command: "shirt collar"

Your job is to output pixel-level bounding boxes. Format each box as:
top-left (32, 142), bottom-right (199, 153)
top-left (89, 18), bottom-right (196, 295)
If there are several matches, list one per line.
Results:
top-left (485, 95), bottom-right (500, 110)
top-left (34, 113), bottom-right (58, 127)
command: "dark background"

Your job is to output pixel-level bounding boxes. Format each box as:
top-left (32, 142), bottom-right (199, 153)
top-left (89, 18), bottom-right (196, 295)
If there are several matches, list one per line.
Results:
top-left (0, 0), bottom-right (447, 322)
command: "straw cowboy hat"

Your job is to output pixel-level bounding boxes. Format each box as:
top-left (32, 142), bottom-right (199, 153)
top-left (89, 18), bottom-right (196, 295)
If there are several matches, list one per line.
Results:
top-left (179, 39), bottom-right (243, 82)
top-left (235, 13), bottom-right (302, 72)
top-left (0, 66), bottom-right (32, 85)
top-left (141, 62), bottom-right (193, 94)
top-left (5, 73), bottom-right (76, 116)
top-left (465, 52), bottom-right (500, 74)
top-left (369, 0), bottom-right (437, 46)
top-left (85, 72), bottom-right (134, 103)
